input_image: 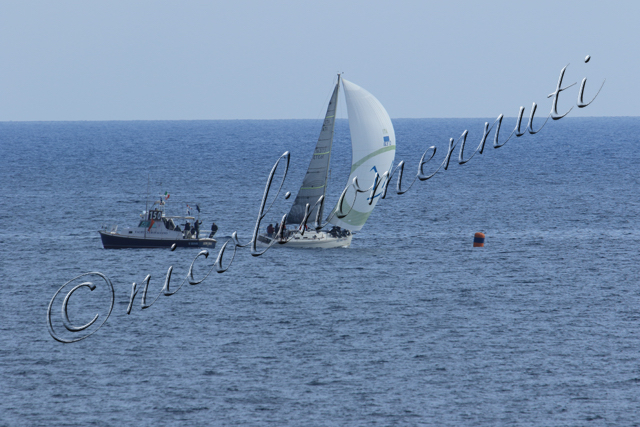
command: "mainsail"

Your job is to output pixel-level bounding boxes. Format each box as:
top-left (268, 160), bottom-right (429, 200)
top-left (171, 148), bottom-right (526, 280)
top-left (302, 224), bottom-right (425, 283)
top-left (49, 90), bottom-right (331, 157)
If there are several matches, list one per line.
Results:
top-left (286, 76), bottom-right (340, 225)
top-left (327, 78), bottom-right (396, 232)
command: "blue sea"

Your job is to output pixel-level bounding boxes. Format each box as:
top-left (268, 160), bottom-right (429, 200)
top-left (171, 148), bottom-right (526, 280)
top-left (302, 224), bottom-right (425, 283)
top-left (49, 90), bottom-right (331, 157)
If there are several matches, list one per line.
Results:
top-left (1, 117), bottom-right (639, 426)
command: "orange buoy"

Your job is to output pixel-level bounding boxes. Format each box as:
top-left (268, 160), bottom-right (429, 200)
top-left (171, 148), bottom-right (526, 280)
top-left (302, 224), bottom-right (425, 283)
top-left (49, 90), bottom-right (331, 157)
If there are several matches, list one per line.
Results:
top-left (473, 232), bottom-right (485, 247)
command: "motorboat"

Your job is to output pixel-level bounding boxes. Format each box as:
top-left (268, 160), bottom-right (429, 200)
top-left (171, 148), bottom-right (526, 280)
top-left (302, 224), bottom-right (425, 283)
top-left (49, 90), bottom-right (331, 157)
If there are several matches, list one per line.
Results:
top-left (99, 196), bottom-right (216, 249)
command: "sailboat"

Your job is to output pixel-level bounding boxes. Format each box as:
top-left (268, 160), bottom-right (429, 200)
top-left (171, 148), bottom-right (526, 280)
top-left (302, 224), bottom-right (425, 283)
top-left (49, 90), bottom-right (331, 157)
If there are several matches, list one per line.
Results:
top-left (259, 75), bottom-right (396, 248)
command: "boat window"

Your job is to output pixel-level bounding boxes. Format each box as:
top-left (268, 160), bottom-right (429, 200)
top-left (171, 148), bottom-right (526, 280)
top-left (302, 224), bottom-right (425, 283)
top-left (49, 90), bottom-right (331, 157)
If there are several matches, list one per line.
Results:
top-left (138, 220), bottom-right (151, 228)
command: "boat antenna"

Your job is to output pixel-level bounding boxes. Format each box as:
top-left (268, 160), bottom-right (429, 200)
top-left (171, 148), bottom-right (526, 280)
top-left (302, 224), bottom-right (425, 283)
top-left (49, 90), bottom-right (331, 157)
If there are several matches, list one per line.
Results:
top-left (145, 174), bottom-right (150, 239)
top-left (145, 174), bottom-right (150, 216)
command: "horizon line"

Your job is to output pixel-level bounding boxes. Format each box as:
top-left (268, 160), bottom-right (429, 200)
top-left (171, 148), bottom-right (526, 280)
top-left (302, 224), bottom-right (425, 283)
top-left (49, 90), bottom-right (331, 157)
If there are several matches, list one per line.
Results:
top-left (0, 115), bottom-right (636, 124)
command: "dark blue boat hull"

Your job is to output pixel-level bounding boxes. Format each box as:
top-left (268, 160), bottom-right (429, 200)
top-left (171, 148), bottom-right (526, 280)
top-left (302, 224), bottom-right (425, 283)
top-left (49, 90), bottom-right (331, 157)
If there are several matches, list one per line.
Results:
top-left (99, 231), bottom-right (216, 249)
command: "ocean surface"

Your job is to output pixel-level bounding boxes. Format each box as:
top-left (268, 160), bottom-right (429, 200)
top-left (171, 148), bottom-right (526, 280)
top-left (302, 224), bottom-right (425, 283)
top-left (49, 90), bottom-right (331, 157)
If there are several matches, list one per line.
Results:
top-left (1, 117), bottom-right (639, 426)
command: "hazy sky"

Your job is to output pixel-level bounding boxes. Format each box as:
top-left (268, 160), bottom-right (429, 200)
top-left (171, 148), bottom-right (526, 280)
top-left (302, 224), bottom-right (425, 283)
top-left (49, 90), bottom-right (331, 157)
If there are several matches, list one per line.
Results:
top-left (0, 1), bottom-right (635, 120)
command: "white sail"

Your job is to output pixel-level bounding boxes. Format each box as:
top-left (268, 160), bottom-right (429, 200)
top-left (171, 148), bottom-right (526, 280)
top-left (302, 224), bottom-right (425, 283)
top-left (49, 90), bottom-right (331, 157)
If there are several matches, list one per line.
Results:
top-left (328, 79), bottom-right (396, 231)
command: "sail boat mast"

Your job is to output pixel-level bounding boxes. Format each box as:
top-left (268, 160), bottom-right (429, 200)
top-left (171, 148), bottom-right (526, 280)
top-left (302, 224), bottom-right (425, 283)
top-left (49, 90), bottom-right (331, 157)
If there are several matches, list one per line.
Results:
top-left (286, 75), bottom-right (341, 225)
top-left (317, 73), bottom-right (341, 221)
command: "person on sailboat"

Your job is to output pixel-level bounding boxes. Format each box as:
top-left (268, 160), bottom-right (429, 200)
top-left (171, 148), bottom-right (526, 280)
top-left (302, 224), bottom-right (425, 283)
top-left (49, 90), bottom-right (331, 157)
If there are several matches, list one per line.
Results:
top-left (209, 221), bottom-right (218, 238)
top-left (267, 224), bottom-right (274, 237)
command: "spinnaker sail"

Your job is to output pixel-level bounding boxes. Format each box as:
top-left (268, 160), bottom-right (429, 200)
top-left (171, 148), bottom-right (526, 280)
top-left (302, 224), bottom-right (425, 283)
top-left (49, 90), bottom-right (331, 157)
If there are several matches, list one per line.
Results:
top-left (327, 78), bottom-right (396, 232)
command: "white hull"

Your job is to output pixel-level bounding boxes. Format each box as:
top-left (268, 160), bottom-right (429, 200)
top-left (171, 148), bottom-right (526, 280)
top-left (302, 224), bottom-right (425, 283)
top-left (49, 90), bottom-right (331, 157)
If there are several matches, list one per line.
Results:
top-left (258, 231), bottom-right (352, 249)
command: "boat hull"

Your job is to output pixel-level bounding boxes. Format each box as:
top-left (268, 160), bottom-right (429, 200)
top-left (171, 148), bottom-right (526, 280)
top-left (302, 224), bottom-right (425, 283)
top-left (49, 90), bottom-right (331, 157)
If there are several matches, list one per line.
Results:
top-left (257, 231), bottom-right (352, 249)
top-left (99, 231), bottom-right (216, 249)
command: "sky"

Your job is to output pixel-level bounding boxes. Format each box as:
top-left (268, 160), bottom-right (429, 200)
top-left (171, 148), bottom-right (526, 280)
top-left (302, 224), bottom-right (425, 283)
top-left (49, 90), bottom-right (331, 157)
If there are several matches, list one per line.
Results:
top-left (0, 0), bottom-right (635, 121)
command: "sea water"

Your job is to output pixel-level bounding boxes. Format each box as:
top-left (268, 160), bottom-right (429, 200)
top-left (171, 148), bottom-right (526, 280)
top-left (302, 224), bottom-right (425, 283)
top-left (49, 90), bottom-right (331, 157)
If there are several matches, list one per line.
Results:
top-left (1, 117), bottom-right (639, 425)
